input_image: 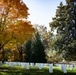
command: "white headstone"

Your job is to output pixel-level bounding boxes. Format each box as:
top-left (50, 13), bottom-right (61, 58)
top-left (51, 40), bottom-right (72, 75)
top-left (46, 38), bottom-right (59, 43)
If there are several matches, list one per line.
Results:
top-left (26, 63), bottom-right (29, 70)
top-left (66, 64), bottom-right (70, 69)
top-left (49, 64), bottom-right (53, 73)
top-left (38, 63), bottom-right (43, 69)
top-left (44, 63), bottom-right (49, 67)
top-left (21, 63), bottom-right (25, 68)
top-left (0, 61), bottom-right (2, 66)
top-left (35, 63), bottom-right (39, 67)
top-left (13, 62), bottom-right (16, 65)
top-left (61, 64), bottom-right (67, 73)
top-left (55, 64), bottom-right (59, 66)
top-left (17, 62), bottom-right (21, 66)
top-left (30, 63), bottom-right (34, 68)
top-left (70, 64), bottom-right (73, 70)
top-left (74, 64), bottom-right (76, 68)
top-left (9, 62), bottom-right (14, 67)
top-left (41, 63), bottom-right (43, 68)
top-left (4, 61), bottom-right (9, 65)
top-left (11, 62), bottom-right (14, 67)
top-left (24, 62), bottom-right (28, 66)
top-left (59, 64), bottom-right (62, 70)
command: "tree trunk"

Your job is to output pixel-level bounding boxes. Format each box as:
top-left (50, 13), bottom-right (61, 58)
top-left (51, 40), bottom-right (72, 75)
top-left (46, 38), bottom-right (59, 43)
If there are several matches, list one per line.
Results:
top-left (0, 44), bottom-right (1, 50)
top-left (0, 44), bottom-right (5, 63)
top-left (19, 51), bottom-right (23, 62)
top-left (2, 48), bottom-right (5, 63)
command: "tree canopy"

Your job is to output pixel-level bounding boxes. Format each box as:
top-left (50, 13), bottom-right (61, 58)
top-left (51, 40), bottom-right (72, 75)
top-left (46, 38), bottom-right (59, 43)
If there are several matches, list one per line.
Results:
top-left (50, 0), bottom-right (76, 61)
top-left (0, 0), bottom-right (35, 62)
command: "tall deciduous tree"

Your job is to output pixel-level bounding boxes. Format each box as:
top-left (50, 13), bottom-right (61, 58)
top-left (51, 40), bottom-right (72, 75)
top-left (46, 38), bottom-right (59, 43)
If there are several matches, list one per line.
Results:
top-left (50, 0), bottom-right (76, 61)
top-left (0, 0), bottom-right (35, 62)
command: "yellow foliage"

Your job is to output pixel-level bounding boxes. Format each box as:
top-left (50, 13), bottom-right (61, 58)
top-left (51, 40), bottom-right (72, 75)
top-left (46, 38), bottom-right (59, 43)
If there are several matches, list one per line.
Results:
top-left (0, 0), bottom-right (35, 61)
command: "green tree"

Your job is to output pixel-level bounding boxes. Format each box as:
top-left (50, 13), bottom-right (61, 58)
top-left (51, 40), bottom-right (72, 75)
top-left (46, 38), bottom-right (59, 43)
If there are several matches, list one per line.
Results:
top-left (24, 32), bottom-right (47, 63)
top-left (50, 0), bottom-right (76, 61)
top-left (24, 40), bottom-right (32, 62)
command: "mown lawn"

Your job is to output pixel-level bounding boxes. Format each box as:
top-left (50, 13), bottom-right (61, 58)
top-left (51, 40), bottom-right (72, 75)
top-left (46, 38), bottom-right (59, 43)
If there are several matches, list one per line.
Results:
top-left (0, 64), bottom-right (76, 75)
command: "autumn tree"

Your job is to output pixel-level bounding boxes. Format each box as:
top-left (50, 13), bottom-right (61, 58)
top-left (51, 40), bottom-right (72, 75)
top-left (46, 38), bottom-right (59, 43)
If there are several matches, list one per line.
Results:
top-left (0, 0), bottom-right (35, 62)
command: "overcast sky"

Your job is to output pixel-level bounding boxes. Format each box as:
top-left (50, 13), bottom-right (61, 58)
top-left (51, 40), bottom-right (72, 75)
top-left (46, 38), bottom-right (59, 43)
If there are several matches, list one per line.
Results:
top-left (23, 0), bottom-right (66, 30)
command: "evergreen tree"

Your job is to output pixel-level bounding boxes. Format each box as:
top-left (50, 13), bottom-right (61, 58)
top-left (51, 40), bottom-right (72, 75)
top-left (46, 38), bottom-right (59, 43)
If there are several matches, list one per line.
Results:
top-left (24, 32), bottom-right (47, 63)
top-left (24, 40), bottom-right (32, 62)
top-left (32, 32), bottom-right (47, 63)
top-left (50, 0), bottom-right (76, 61)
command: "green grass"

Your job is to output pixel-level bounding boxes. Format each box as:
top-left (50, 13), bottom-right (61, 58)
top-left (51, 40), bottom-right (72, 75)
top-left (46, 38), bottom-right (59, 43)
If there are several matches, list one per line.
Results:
top-left (0, 64), bottom-right (76, 75)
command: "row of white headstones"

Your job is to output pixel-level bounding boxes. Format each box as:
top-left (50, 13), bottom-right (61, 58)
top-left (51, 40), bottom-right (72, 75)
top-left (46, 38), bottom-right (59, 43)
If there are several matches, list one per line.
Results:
top-left (0, 61), bottom-right (76, 73)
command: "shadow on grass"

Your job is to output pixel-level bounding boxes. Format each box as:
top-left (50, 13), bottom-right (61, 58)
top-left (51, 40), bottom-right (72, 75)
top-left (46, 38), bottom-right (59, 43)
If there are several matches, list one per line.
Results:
top-left (0, 66), bottom-right (48, 75)
top-left (0, 66), bottom-right (76, 75)
top-left (53, 67), bottom-right (76, 75)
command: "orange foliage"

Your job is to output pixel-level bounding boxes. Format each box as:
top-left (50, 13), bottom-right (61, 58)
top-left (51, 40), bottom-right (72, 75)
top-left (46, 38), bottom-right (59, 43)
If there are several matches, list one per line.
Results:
top-left (0, 0), bottom-right (35, 62)
top-left (0, 0), bottom-right (28, 18)
top-left (0, 0), bottom-right (34, 48)
top-left (7, 20), bottom-right (35, 44)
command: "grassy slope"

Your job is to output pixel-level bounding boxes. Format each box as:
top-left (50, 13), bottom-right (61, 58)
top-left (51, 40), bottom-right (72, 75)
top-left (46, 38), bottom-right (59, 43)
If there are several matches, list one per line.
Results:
top-left (0, 64), bottom-right (76, 75)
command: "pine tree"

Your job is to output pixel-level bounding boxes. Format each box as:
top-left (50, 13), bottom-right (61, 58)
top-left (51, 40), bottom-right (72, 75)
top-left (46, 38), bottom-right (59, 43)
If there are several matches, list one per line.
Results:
top-left (50, 0), bottom-right (76, 61)
top-left (24, 32), bottom-right (47, 63)
top-left (32, 32), bottom-right (47, 63)
top-left (24, 40), bottom-right (32, 62)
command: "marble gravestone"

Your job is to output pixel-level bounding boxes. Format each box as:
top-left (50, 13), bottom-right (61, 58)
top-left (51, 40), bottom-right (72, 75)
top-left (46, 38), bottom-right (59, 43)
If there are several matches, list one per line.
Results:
top-left (49, 64), bottom-right (53, 73)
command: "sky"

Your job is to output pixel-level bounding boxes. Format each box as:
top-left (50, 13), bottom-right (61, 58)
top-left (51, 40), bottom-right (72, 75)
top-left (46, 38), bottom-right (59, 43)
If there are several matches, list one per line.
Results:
top-left (23, 0), bottom-right (66, 30)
